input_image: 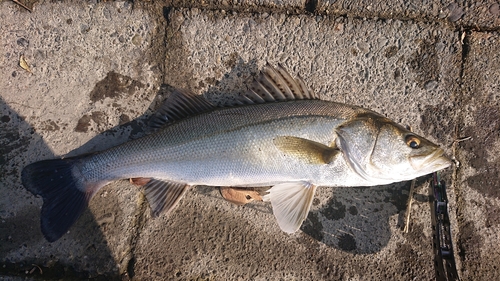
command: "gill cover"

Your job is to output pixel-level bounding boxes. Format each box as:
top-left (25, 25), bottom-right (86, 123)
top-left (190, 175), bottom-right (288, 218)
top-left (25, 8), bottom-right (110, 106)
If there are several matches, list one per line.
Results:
top-left (335, 116), bottom-right (381, 181)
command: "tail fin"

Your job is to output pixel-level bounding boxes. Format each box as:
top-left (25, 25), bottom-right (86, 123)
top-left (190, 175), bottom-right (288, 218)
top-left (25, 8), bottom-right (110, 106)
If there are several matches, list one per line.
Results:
top-left (21, 158), bottom-right (96, 242)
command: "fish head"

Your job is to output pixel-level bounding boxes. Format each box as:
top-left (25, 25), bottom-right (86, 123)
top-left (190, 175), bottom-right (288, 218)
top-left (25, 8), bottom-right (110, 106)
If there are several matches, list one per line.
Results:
top-left (336, 113), bottom-right (451, 183)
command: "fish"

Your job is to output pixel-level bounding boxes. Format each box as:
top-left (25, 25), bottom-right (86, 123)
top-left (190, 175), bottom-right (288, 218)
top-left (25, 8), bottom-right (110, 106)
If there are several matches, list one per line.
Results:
top-left (21, 64), bottom-right (451, 242)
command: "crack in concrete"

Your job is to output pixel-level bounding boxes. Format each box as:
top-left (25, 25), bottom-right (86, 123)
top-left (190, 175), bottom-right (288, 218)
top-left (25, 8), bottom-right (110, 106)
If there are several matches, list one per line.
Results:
top-left (119, 191), bottom-right (149, 279)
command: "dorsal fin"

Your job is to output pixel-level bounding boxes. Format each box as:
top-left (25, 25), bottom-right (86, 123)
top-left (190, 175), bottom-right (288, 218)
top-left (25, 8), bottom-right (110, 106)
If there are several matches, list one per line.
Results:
top-left (149, 89), bottom-right (215, 129)
top-left (239, 63), bottom-right (319, 105)
top-left (149, 64), bottom-right (317, 128)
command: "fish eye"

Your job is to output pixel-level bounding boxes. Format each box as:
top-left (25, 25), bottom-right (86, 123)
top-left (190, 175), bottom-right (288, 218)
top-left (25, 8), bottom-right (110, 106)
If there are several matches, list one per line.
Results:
top-left (405, 135), bottom-right (421, 149)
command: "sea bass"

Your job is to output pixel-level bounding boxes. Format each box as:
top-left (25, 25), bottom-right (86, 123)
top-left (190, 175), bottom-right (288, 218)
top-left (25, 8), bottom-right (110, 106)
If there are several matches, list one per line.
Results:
top-left (22, 64), bottom-right (451, 242)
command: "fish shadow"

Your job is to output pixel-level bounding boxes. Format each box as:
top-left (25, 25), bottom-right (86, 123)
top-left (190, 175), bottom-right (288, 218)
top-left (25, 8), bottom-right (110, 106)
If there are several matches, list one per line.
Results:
top-left (0, 96), bottom-right (120, 279)
top-left (301, 177), bottom-right (431, 254)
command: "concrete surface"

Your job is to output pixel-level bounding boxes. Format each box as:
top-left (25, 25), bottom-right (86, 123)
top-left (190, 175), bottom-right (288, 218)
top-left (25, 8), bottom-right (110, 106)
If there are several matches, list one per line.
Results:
top-left (0, 0), bottom-right (499, 280)
top-left (456, 30), bottom-right (500, 280)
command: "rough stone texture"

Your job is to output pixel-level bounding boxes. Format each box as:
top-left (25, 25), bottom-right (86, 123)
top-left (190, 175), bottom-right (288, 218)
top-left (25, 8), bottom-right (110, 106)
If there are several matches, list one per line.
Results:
top-left (1, 0), bottom-right (498, 280)
top-left (461, 1), bottom-right (500, 28)
top-left (0, 0), bottom-right (165, 278)
top-left (163, 0), bottom-right (500, 30)
top-left (164, 9), bottom-right (460, 147)
top-left (129, 8), bottom-right (461, 280)
top-left (456, 31), bottom-right (500, 280)
top-left (318, 1), bottom-right (500, 29)
top-left (317, 0), bottom-right (457, 22)
top-left (164, 0), bottom-right (306, 13)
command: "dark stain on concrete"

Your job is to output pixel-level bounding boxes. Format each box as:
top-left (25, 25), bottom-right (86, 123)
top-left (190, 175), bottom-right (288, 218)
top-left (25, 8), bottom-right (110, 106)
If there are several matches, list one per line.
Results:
top-left (393, 68), bottom-right (401, 81)
top-left (224, 52), bottom-right (240, 69)
top-left (383, 181), bottom-right (412, 212)
top-left (301, 212), bottom-right (324, 241)
top-left (409, 39), bottom-right (439, 89)
top-left (394, 223), bottom-right (432, 278)
top-left (320, 197), bottom-right (346, 220)
top-left (119, 114), bottom-right (131, 125)
top-left (384, 45), bottom-right (399, 58)
top-left (75, 115), bottom-right (92, 132)
top-left (89, 71), bottom-right (145, 103)
top-left (462, 105), bottom-right (500, 198)
top-left (40, 119), bottom-right (60, 131)
top-left (348, 205), bottom-right (358, 215)
top-left (338, 233), bottom-right (357, 252)
top-left (74, 111), bottom-right (109, 133)
top-left (312, 197), bottom-right (320, 206)
top-left (406, 222), bottom-right (426, 244)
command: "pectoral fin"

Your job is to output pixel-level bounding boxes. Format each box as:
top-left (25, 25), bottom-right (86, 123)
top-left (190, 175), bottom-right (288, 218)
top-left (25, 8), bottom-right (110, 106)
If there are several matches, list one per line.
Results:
top-left (263, 182), bottom-right (317, 233)
top-left (273, 136), bottom-right (339, 164)
top-left (138, 178), bottom-right (190, 217)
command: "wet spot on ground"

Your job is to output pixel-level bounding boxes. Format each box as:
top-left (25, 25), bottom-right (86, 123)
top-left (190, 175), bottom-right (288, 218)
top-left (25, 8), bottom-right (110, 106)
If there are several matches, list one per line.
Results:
top-left (89, 71), bottom-right (145, 103)
top-left (320, 197), bottom-right (346, 220)
top-left (301, 212), bottom-right (324, 241)
top-left (74, 111), bottom-right (109, 133)
top-left (409, 39), bottom-right (439, 89)
top-left (338, 233), bottom-right (357, 252)
top-left (40, 119), bottom-right (60, 131)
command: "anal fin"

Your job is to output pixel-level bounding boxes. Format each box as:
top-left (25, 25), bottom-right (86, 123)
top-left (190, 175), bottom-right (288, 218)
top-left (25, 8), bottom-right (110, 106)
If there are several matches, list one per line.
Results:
top-left (263, 182), bottom-right (317, 233)
top-left (140, 178), bottom-right (190, 217)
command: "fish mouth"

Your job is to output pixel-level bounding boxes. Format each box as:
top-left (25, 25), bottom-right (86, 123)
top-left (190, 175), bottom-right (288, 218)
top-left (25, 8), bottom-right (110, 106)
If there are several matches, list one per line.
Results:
top-left (409, 148), bottom-right (452, 172)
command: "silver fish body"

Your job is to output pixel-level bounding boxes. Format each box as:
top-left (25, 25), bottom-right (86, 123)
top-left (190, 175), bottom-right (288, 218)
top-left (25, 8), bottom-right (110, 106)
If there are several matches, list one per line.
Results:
top-left (84, 100), bottom-right (373, 187)
top-left (22, 64), bottom-right (451, 241)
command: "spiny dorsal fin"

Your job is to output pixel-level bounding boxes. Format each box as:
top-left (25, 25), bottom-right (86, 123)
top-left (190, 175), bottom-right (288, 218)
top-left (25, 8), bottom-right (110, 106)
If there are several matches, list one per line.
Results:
top-left (239, 63), bottom-right (319, 104)
top-left (273, 136), bottom-right (339, 164)
top-left (263, 182), bottom-right (317, 233)
top-left (140, 178), bottom-right (190, 217)
top-left (149, 89), bottom-right (215, 129)
top-left (149, 64), bottom-right (317, 127)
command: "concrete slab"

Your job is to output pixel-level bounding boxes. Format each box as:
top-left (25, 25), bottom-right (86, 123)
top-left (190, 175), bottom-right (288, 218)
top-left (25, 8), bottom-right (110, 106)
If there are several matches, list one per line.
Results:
top-left (456, 31), bottom-right (500, 280)
top-left (317, 0), bottom-right (455, 22)
top-left (127, 8), bottom-right (461, 280)
top-left (317, 1), bottom-right (499, 29)
top-left (2, 0), bottom-right (498, 280)
top-left (165, 0), bottom-right (306, 13)
top-left (165, 0), bottom-right (500, 30)
top-left (0, 0), bottom-right (165, 278)
top-left (462, 1), bottom-right (500, 28)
